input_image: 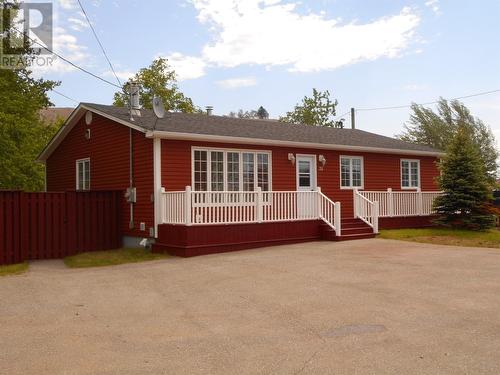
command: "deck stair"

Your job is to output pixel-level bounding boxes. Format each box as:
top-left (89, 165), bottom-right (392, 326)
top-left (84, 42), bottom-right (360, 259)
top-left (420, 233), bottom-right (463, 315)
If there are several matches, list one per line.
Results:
top-left (320, 218), bottom-right (376, 241)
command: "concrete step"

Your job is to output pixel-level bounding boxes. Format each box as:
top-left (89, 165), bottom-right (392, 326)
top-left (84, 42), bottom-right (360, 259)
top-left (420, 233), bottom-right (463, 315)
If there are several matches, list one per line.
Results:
top-left (334, 233), bottom-right (377, 241)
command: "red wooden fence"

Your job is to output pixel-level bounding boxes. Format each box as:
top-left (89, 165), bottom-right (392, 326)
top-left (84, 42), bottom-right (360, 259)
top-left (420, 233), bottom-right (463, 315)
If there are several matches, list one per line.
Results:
top-left (0, 191), bottom-right (122, 265)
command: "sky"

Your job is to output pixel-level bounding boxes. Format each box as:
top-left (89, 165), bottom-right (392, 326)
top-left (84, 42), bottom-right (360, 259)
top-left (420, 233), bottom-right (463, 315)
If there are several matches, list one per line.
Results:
top-left (28, 0), bottom-right (500, 144)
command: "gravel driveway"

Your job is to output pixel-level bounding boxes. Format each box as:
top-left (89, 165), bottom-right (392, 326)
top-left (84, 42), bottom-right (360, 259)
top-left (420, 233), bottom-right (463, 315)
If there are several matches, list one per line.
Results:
top-left (1, 239), bottom-right (500, 374)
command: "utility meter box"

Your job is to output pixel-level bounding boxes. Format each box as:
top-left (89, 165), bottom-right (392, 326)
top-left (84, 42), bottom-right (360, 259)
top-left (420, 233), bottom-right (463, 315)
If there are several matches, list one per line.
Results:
top-left (125, 187), bottom-right (136, 203)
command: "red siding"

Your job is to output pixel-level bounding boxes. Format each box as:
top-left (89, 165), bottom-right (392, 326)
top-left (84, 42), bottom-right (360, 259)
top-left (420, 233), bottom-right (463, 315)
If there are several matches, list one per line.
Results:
top-left (161, 140), bottom-right (440, 218)
top-left (46, 114), bottom-right (154, 237)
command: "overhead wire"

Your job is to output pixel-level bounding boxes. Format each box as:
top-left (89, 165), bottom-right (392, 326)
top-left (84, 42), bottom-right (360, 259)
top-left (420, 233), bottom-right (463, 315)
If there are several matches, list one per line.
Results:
top-left (76, 0), bottom-right (122, 87)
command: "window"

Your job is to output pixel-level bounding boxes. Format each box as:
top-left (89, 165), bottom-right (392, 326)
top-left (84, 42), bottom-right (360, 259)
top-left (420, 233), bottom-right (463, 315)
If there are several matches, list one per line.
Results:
top-left (193, 148), bottom-right (271, 191)
top-left (340, 156), bottom-right (363, 189)
top-left (401, 159), bottom-right (420, 189)
top-left (76, 159), bottom-right (90, 190)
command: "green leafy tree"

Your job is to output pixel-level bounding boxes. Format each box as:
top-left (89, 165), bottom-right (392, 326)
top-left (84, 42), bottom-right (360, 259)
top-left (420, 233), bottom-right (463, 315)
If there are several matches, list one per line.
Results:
top-left (280, 88), bottom-right (342, 127)
top-left (0, 0), bottom-right (59, 191)
top-left (113, 58), bottom-right (199, 112)
top-left (433, 124), bottom-right (496, 230)
top-left (400, 98), bottom-right (498, 184)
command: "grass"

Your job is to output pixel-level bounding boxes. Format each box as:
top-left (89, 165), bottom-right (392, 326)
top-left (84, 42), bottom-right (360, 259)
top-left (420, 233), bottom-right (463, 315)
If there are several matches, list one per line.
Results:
top-left (64, 248), bottom-right (169, 268)
top-left (379, 227), bottom-right (500, 249)
top-left (0, 262), bottom-right (29, 277)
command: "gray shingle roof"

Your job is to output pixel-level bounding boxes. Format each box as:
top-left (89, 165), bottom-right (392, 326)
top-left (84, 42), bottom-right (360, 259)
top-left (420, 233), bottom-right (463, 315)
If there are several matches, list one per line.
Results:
top-left (82, 103), bottom-right (441, 154)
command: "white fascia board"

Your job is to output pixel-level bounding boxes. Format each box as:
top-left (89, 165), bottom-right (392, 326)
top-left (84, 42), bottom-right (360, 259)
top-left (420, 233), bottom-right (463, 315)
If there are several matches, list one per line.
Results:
top-left (145, 130), bottom-right (444, 157)
top-left (37, 104), bottom-right (146, 162)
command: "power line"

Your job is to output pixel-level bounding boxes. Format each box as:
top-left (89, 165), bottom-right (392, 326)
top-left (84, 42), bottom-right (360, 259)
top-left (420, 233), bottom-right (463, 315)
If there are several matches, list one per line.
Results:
top-left (356, 88), bottom-right (500, 112)
top-left (76, 0), bottom-right (122, 87)
top-left (13, 26), bottom-right (122, 89)
top-left (51, 88), bottom-right (79, 104)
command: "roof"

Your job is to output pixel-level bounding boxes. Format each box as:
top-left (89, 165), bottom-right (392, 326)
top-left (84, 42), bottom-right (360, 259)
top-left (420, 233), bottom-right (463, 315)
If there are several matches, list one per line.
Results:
top-left (37, 103), bottom-right (443, 162)
top-left (39, 107), bottom-right (74, 124)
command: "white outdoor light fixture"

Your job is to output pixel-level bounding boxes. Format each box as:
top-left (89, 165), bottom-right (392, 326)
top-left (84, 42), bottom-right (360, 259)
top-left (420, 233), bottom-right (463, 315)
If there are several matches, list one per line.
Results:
top-left (318, 154), bottom-right (326, 167)
top-left (288, 153), bottom-right (296, 165)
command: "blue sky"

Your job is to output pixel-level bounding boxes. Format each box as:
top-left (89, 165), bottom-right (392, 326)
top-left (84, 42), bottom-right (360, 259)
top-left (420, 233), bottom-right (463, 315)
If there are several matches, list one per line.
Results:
top-left (31, 0), bottom-right (500, 143)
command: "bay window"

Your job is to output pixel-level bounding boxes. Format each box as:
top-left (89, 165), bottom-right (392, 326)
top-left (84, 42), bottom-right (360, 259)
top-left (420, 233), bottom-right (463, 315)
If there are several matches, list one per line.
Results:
top-left (193, 148), bottom-right (271, 191)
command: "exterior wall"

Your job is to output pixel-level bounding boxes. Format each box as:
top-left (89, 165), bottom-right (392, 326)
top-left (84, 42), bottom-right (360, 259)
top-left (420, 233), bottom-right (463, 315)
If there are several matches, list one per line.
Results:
top-left (45, 113), bottom-right (154, 238)
top-left (160, 139), bottom-right (440, 218)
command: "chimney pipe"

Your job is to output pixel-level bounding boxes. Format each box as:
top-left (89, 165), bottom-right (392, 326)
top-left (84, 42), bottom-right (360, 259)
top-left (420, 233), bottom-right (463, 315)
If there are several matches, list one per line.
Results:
top-left (205, 106), bottom-right (213, 116)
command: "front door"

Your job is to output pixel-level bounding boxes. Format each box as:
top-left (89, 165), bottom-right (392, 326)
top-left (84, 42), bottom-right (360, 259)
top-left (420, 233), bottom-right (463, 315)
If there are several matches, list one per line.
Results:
top-left (296, 155), bottom-right (317, 217)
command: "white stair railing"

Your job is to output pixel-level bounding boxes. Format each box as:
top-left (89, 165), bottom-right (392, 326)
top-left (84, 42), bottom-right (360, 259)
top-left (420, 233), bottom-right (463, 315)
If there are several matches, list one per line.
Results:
top-left (317, 188), bottom-right (341, 236)
top-left (354, 189), bottom-right (379, 234)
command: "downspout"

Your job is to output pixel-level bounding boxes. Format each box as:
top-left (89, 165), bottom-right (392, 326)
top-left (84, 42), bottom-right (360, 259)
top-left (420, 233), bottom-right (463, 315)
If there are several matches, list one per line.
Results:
top-left (129, 127), bottom-right (134, 229)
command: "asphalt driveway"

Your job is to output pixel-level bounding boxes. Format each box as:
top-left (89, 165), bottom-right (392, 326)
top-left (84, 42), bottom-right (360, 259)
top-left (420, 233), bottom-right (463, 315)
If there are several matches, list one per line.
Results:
top-left (1, 239), bottom-right (500, 375)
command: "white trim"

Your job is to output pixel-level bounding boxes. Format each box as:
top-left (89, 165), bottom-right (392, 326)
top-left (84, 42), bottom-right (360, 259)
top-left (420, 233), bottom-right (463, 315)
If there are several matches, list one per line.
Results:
top-left (153, 138), bottom-right (162, 237)
top-left (191, 146), bottom-right (272, 192)
top-left (295, 154), bottom-right (317, 191)
top-left (339, 155), bottom-right (364, 190)
top-left (75, 158), bottom-right (90, 190)
top-left (146, 130), bottom-right (444, 157)
top-left (400, 158), bottom-right (421, 190)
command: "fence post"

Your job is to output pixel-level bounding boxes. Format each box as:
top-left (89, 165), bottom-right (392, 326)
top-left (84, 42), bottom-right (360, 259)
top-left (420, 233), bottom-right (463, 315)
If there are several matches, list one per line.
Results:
top-left (417, 187), bottom-right (423, 216)
top-left (316, 187), bottom-right (322, 219)
top-left (353, 189), bottom-right (358, 218)
top-left (256, 186), bottom-right (263, 223)
top-left (373, 201), bottom-right (379, 234)
top-left (159, 187), bottom-right (166, 224)
top-left (185, 186), bottom-right (192, 225)
top-left (387, 188), bottom-right (393, 217)
top-left (334, 202), bottom-right (341, 237)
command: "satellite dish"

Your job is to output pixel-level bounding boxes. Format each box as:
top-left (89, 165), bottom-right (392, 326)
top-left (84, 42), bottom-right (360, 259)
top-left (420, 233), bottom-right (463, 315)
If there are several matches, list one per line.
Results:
top-left (152, 96), bottom-right (165, 119)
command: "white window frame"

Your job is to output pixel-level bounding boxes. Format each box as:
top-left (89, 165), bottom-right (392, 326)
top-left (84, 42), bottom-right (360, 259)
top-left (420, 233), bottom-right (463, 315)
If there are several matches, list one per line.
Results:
top-left (191, 147), bottom-right (272, 191)
top-left (339, 155), bottom-right (364, 190)
top-left (400, 159), bottom-right (420, 190)
top-left (75, 158), bottom-right (90, 191)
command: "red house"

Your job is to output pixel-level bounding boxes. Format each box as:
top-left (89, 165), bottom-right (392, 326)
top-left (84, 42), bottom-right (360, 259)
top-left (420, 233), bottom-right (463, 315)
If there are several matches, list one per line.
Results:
top-left (38, 103), bottom-right (443, 256)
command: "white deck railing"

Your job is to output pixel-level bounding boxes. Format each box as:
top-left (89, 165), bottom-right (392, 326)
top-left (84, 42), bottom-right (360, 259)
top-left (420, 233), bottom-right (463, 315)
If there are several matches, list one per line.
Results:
top-left (357, 189), bottom-right (442, 217)
top-left (160, 187), bottom-right (341, 234)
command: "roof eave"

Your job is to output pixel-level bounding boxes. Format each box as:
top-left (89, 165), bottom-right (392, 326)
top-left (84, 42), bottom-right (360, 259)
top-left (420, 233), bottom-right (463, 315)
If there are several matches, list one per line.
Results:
top-left (145, 130), bottom-right (444, 157)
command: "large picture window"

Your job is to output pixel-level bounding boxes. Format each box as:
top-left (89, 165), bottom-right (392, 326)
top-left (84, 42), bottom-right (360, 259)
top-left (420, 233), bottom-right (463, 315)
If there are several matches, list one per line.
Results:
top-left (193, 148), bottom-right (271, 191)
top-left (401, 159), bottom-right (420, 189)
top-left (340, 156), bottom-right (363, 189)
top-left (76, 158), bottom-right (90, 190)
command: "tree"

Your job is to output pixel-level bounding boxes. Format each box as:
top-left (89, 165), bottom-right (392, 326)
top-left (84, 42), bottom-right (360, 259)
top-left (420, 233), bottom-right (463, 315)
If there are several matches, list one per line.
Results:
top-left (279, 88), bottom-right (342, 128)
top-left (0, 0), bottom-right (59, 191)
top-left (227, 109), bottom-right (258, 119)
top-left (433, 124), bottom-right (496, 230)
top-left (257, 106), bottom-right (269, 119)
top-left (399, 98), bottom-right (498, 185)
top-left (113, 58), bottom-right (199, 113)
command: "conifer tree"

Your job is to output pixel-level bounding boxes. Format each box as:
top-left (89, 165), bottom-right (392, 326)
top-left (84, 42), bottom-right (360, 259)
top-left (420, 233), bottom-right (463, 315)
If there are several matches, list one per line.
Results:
top-left (433, 124), bottom-right (495, 230)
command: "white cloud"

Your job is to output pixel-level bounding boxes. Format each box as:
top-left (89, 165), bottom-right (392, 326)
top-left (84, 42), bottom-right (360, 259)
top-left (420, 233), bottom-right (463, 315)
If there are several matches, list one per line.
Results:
top-left (404, 83), bottom-right (428, 91)
top-left (216, 77), bottom-right (257, 89)
top-left (102, 70), bottom-right (135, 81)
top-left (58, 0), bottom-right (77, 10)
top-left (425, 0), bottom-right (441, 15)
top-left (163, 52), bottom-right (207, 80)
top-left (31, 26), bottom-right (88, 75)
top-left (189, 0), bottom-right (420, 73)
top-left (68, 17), bottom-right (89, 31)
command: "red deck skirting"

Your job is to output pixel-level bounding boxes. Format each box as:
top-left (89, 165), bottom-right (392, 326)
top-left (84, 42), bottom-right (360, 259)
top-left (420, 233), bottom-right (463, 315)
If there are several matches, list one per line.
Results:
top-left (378, 215), bottom-right (435, 229)
top-left (153, 220), bottom-right (323, 257)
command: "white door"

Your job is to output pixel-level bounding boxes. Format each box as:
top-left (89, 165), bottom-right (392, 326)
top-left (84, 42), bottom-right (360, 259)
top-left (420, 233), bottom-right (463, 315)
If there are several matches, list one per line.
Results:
top-left (296, 155), bottom-right (317, 218)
